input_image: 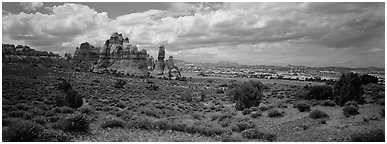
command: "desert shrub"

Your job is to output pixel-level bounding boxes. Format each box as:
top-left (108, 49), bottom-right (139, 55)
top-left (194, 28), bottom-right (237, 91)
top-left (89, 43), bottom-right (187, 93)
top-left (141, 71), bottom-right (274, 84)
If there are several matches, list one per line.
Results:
top-left (15, 103), bottom-right (30, 111)
top-left (55, 106), bottom-right (74, 113)
top-left (57, 79), bottom-right (72, 92)
top-left (242, 109), bottom-right (252, 115)
top-left (294, 102), bottom-right (311, 112)
top-left (235, 118), bottom-right (256, 132)
top-left (241, 128), bottom-right (276, 141)
top-left (309, 110), bottom-right (329, 119)
top-left (241, 128), bottom-right (265, 139)
top-left (216, 89), bottom-right (224, 94)
top-left (230, 80), bottom-right (265, 111)
top-left (350, 129), bottom-right (385, 142)
top-left (258, 105), bottom-right (274, 112)
top-left (78, 106), bottom-right (94, 114)
top-left (3, 119), bottom-right (44, 142)
top-left (344, 100), bottom-right (359, 108)
top-left (210, 114), bottom-right (219, 121)
top-left (130, 117), bottom-right (154, 130)
top-left (334, 72), bottom-right (365, 106)
top-left (170, 122), bottom-right (187, 132)
top-left (218, 112), bottom-right (233, 122)
top-left (251, 111), bottom-right (262, 118)
top-left (181, 91), bottom-right (193, 102)
top-left (115, 101), bottom-right (126, 109)
top-left (267, 109), bottom-right (285, 118)
top-left (8, 110), bottom-right (25, 118)
top-left (343, 106), bottom-right (359, 117)
top-left (219, 119), bottom-right (231, 127)
top-left (32, 116), bottom-right (48, 125)
top-left (321, 100), bottom-right (336, 107)
top-left (100, 119), bottom-right (125, 129)
top-left (360, 74), bottom-right (379, 85)
top-left (200, 92), bottom-right (206, 101)
top-left (146, 84), bottom-right (159, 91)
top-left (379, 108), bottom-right (385, 118)
top-left (114, 79), bottom-right (126, 89)
top-left (65, 89), bottom-right (83, 109)
top-left (54, 95), bottom-right (66, 107)
top-left (154, 119), bottom-right (171, 130)
top-left (221, 133), bottom-right (244, 142)
top-left (60, 114), bottom-right (90, 133)
top-left (304, 85), bottom-right (333, 100)
top-left (191, 112), bottom-right (204, 120)
top-left (38, 129), bottom-right (71, 142)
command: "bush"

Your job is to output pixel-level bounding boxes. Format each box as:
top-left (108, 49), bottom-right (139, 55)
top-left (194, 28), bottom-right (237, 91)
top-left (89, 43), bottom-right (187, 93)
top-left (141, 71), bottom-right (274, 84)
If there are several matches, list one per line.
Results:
top-left (154, 119), bottom-right (171, 130)
top-left (343, 106), bottom-right (359, 117)
top-left (241, 128), bottom-right (276, 141)
top-left (55, 106), bottom-right (74, 113)
top-left (350, 129), bottom-right (384, 142)
top-left (65, 89), bottom-right (83, 109)
top-left (181, 91), bottom-right (193, 102)
top-left (57, 79), bottom-right (72, 92)
top-left (3, 120), bottom-right (44, 142)
top-left (242, 109), bottom-right (252, 115)
top-left (294, 102), bottom-right (311, 112)
top-left (78, 106), bottom-right (94, 114)
top-left (54, 95), bottom-right (66, 107)
top-left (100, 119), bottom-right (125, 129)
top-left (218, 112), bottom-right (233, 122)
top-left (230, 80), bottom-right (265, 111)
top-left (321, 100), bottom-right (336, 107)
top-left (344, 101), bottom-right (359, 108)
top-left (146, 84), bottom-right (159, 91)
top-left (334, 73), bottom-right (365, 106)
top-left (251, 111), bottom-right (262, 118)
top-left (258, 105), bottom-right (274, 112)
top-left (305, 85), bottom-right (334, 100)
top-left (235, 118), bottom-right (256, 132)
top-left (216, 89), bottom-right (224, 94)
top-left (114, 79), bottom-right (126, 89)
top-left (60, 114), bottom-right (90, 133)
top-left (38, 129), bottom-right (71, 142)
top-left (220, 133), bottom-right (244, 142)
top-left (267, 109), bottom-right (285, 118)
top-left (241, 128), bottom-right (265, 139)
top-left (200, 92), bottom-right (206, 101)
top-left (309, 110), bottom-right (329, 119)
top-left (115, 101), bottom-right (126, 109)
top-left (130, 117), bottom-right (154, 130)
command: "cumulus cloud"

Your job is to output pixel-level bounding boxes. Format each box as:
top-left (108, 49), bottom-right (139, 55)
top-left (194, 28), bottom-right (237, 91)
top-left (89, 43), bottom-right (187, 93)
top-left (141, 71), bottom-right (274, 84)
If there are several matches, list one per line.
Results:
top-left (20, 2), bottom-right (44, 11)
top-left (2, 2), bottom-right (384, 67)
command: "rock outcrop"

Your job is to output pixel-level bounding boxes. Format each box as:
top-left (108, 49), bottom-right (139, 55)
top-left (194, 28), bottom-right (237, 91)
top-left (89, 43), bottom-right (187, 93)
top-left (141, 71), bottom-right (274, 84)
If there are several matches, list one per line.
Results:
top-left (73, 42), bottom-right (99, 62)
top-left (92, 32), bottom-right (154, 76)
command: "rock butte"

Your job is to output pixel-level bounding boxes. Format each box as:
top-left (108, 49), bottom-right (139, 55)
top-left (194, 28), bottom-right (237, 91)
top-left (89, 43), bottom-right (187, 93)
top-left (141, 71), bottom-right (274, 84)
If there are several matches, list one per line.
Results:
top-left (73, 32), bottom-right (181, 78)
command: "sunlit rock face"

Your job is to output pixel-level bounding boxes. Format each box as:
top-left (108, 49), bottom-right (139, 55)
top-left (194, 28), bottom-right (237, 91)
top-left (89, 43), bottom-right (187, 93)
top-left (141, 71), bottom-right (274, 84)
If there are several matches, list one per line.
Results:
top-left (92, 32), bottom-right (154, 76)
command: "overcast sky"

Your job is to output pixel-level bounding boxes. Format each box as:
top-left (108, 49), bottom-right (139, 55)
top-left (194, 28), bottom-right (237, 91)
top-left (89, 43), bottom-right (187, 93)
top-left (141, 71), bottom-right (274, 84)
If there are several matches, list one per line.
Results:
top-left (2, 2), bottom-right (385, 68)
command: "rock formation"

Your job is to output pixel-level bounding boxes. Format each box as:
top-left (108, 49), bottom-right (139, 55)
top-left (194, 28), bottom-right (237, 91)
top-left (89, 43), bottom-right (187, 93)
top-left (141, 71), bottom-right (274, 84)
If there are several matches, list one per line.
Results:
top-left (73, 42), bottom-right (99, 62)
top-left (92, 32), bottom-right (154, 76)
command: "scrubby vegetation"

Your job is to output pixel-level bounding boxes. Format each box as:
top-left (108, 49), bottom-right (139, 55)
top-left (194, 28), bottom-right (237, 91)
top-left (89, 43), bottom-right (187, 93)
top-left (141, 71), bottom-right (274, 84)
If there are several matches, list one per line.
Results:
top-left (309, 110), bottom-right (329, 119)
top-left (229, 80), bottom-right (265, 111)
top-left (304, 85), bottom-right (333, 100)
top-left (343, 106), bottom-right (360, 117)
top-left (294, 102), bottom-right (311, 112)
top-left (350, 129), bottom-right (385, 142)
top-left (2, 60), bottom-right (384, 142)
top-left (334, 73), bottom-right (365, 106)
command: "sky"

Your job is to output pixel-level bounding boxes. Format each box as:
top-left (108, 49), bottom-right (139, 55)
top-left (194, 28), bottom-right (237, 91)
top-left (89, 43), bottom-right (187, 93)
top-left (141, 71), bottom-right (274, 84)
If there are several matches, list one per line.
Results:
top-left (2, 2), bottom-right (385, 68)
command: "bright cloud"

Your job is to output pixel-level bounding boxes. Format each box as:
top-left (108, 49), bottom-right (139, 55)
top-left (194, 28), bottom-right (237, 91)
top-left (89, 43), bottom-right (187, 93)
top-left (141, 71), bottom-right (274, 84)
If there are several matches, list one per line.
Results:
top-left (2, 2), bottom-right (385, 67)
top-left (20, 2), bottom-right (44, 11)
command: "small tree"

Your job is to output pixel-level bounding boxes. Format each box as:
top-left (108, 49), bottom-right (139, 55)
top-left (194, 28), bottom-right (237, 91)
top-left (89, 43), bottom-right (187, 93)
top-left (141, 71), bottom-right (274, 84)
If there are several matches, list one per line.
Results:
top-left (231, 80), bottom-right (265, 111)
top-left (334, 73), bottom-right (365, 106)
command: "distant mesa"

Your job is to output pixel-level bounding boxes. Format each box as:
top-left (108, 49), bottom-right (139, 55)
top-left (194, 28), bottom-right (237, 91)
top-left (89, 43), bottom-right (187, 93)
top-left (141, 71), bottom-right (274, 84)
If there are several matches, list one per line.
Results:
top-left (2, 43), bottom-right (59, 57)
top-left (73, 32), bottom-right (181, 78)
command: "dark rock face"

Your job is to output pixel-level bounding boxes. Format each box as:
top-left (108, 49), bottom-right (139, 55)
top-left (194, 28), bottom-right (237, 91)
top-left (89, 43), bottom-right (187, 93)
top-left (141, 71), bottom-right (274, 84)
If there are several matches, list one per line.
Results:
top-left (73, 42), bottom-right (99, 62)
top-left (2, 43), bottom-right (59, 57)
